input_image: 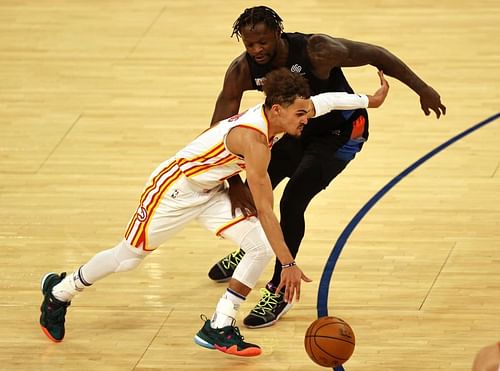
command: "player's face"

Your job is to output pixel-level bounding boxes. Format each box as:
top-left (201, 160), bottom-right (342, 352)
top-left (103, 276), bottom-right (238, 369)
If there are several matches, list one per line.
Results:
top-left (240, 23), bottom-right (279, 65)
top-left (279, 98), bottom-right (310, 137)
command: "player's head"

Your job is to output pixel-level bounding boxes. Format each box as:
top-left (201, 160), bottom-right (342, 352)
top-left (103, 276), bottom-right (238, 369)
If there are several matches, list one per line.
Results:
top-left (263, 68), bottom-right (311, 137)
top-left (232, 6), bottom-right (283, 65)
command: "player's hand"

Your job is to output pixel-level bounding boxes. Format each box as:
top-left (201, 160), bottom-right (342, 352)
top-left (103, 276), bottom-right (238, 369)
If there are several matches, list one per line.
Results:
top-left (472, 342), bottom-right (500, 371)
top-left (277, 265), bottom-right (312, 303)
top-left (419, 85), bottom-right (446, 118)
top-left (227, 175), bottom-right (257, 217)
top-left (367, 70), bottom-right (389, 108)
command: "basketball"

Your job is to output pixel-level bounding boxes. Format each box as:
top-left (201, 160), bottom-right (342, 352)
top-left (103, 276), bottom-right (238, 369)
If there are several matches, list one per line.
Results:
top-left (304, 316), bottom-right (355, 368)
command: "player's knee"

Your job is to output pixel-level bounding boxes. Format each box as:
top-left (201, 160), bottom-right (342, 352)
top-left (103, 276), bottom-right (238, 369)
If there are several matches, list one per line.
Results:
top-left (115, 257), bottom-right (143, 272)
top-left (112, 240), bottom-right (147, 273)
top-left (233, 227), bottom-right (274, 289)
top-left (240, 226), bottom-right (274, 262)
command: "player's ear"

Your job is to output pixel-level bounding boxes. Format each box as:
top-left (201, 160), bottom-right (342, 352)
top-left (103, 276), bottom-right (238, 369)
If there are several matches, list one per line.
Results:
top-left (270, 104), bottom-right (282, 116)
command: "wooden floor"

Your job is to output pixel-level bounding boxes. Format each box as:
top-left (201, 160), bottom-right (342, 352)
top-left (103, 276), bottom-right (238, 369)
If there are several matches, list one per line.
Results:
top-left (1, 1), bottom-right (499, 370)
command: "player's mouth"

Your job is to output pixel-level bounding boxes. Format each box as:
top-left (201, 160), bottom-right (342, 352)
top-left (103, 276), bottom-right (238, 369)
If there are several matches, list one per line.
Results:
top-left (254, 54), bottom-right (268, 64)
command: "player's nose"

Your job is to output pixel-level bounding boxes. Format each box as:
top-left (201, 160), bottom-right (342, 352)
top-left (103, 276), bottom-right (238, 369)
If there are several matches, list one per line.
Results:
top-left (250, 45), bottom-right (264, 55)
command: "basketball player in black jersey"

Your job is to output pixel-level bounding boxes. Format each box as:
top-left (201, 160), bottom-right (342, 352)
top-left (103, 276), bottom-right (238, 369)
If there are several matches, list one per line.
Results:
top-left (208, 6), bottom-right (446, 328)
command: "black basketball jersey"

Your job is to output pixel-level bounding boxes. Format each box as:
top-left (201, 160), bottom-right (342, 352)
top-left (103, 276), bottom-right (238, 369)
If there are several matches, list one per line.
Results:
top-left (245, 32), bottom-right (366, 142)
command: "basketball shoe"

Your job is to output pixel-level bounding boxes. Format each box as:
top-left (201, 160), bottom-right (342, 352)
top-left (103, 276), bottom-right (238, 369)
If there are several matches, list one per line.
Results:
top-left (194, 315), bottom-right (261, 357)
top-left (39, 272), bottom-right (71, 342)
top-left (243, 283), bottom-right (293, 328)
top-left (207, 249), bottom-right (245, 282)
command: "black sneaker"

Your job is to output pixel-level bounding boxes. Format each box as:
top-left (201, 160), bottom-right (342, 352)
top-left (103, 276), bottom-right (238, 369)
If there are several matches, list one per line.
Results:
top-left (39, 272), bottom-right (71, 342)
top-left (208, 249), bottom-right (245, 282)
top-left (243, 285), bottom-right (293, 329)
top-left (194, 315), bottom-right (261, 357)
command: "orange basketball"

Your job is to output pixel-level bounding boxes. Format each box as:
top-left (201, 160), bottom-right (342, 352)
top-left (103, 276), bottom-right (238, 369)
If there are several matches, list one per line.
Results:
top-left (304, 316), bottom-right (355, 368)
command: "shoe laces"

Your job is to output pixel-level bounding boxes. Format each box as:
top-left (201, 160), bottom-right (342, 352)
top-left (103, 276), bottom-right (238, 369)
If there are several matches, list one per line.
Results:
top-left (221, 250), bottom-right (245, 270)
top-left (221, 324), bottom-right (245, 342)
top-left (251, 288), bottom-right (283, 315)
top-left (46, 295), bottom-right (69, 324)
top-left (199, 314), bottom-right (245, 342)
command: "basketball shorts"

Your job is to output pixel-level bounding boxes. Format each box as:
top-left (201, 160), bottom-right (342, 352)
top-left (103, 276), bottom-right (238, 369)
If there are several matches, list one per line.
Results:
top-left (124, 157), bottom-right (257, 251)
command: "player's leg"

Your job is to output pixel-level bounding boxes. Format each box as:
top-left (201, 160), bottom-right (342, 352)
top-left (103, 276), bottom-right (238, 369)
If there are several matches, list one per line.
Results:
top-left (39, 239), bottom-right (151, 342)
top-left (195, 191), bottom-right (275, 356)
top-left (207, 135), bottom-right (303, 282)
top-left (39, 162), bottom-right (200, 342)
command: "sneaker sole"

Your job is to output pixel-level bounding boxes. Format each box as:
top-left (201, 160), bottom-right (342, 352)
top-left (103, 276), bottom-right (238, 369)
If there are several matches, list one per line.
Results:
top-left (40, 324), bottom-right (63, 343)
top-left (193, 335), bottom-right (215, 350)
top-left (193, 335), bottom-right (261, 357)
top-left (214, 344), bottom-right (262, 357)
top-left (244, 303), bottom-right (294, 329)
top-left (210, 277), bottom-right (231, 283)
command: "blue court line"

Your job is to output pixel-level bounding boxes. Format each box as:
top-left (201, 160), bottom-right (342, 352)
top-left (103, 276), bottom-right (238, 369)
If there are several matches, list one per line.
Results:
top-left (315, 113), bottom-right (500, 371)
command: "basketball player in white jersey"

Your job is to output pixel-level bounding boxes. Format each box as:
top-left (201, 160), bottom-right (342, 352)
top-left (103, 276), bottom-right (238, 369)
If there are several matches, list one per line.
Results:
top-left (39, 68), bottom-right (389, 357)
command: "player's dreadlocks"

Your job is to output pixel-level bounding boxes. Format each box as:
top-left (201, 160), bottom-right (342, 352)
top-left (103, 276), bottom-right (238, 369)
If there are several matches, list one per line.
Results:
top-left (231, 6), bottom-right (284, 40)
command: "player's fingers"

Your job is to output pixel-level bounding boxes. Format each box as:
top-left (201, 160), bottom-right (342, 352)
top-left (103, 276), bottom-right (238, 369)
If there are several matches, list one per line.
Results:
top-left (276, 282), bottom-right (284, 297)
top-left (302, 272), bottom-right (313, 282)
top-left (242, 207), bottom-right (252, 217)
top-left (432, 107), bottom-right (441, 119)
top-left (284, 286), bottom-right (291, 303)
top-left (440, 103), bottom-right (447, 115)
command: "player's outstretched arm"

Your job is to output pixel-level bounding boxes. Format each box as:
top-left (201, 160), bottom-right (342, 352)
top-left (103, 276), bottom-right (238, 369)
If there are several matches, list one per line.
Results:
top-left (309, 70), bottom-right (389, 118)
top-left (307, 34), bottom-right (446, 118)
top-left (226, 127), bottom-right (312, 303)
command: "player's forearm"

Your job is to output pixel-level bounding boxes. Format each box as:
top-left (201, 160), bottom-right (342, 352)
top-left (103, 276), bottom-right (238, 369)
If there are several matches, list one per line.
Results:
top-left (257, 210), bottom-right (294, 265)
top-left (310, 93), bottom-right (369, 118)
top-left (370, 47), bottom-right (428, 94)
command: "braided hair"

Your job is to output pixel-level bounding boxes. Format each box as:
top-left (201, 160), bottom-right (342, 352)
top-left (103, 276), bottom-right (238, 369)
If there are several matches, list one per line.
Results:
top-left (231, 6), bottom-right (284, 40)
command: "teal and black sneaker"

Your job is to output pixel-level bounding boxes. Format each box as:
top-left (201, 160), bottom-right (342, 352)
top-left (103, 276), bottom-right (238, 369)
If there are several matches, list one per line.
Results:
top-left (243, 285), bottom-right (293, 329)
top-left (208, 249), bottom-right (246, 282)
top-left (194, 315), bottom-right (261, 357)
top-left (40, 272), bottom-right (70, 342)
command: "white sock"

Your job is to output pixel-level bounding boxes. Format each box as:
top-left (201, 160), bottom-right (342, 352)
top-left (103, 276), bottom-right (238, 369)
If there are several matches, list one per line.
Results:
top-left (223, 288), bottom-right (245, 310)
top-left (73, 266), bottom-right (92, 289)
top-left (51, 273), bottom-right (82, 302)
top-left (211, 289), bottom-right (246, 329)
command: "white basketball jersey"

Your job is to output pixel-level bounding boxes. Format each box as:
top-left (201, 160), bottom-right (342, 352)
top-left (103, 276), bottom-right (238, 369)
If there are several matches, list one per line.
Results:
top-left (175, 104), bottom-right (274, 189)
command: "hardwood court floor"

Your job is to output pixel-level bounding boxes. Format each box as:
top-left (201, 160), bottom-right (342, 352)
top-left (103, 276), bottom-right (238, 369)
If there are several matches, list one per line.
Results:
top-left (0, 1), bottom-right (498, 370)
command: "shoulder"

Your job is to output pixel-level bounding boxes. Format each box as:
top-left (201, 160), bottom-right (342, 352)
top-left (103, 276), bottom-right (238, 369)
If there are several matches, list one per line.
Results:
top-left (225, 52), bottom-right (250, 81)
top-left (223, 52), bottom-right (253, 91)
top-left (226, 122), bottom-right (269, 159)
top-left (307, 34), bottom-right (349, 59)
top-left (232, 107), bottom-right (268, 139)
top-left (303, 34), bottom-right (349, 78)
